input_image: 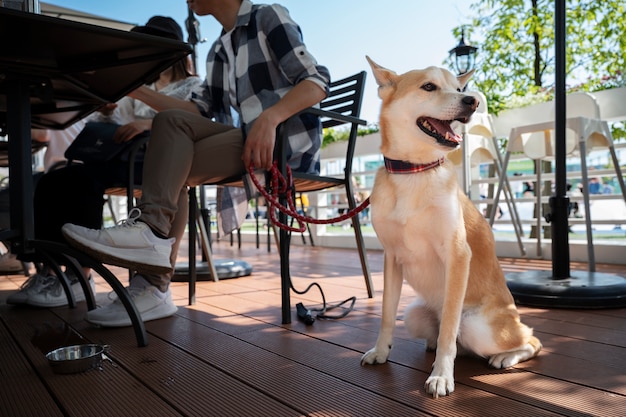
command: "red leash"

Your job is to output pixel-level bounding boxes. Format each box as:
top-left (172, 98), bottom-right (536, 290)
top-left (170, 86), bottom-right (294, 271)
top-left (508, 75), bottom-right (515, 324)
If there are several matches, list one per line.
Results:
top-left (248, 163), bottom-right (370, 233)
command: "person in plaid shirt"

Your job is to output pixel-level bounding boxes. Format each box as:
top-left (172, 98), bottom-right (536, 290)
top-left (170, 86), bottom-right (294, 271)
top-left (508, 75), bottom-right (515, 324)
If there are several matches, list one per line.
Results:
top-left (62, 0), bottom-right (331, 327)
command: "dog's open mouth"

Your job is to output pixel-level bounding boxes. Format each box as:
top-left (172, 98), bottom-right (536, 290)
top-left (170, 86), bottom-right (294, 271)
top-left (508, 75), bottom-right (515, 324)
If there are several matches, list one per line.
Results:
top-left (417, 117), bottom-right (464, 148)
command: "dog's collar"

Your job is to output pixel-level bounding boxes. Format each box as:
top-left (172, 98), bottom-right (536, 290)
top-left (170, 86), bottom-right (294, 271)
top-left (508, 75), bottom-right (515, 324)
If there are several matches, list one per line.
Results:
top-left (384, 157), bottom-right (444, 174)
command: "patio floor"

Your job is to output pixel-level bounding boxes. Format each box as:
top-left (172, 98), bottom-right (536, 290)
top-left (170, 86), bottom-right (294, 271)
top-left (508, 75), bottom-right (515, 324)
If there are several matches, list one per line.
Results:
top-left (1, 239), bottom-right (625, 416)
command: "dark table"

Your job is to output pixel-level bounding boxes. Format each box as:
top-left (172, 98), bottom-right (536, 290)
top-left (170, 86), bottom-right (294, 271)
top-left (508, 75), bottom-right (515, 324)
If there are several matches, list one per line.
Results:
top-left (0, 7), bottom-right (192, 346)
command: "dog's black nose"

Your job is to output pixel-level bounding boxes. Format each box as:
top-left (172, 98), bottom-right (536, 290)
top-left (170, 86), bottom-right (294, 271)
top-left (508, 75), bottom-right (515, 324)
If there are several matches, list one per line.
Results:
top-left (462, 95), bottom-right (479, 111)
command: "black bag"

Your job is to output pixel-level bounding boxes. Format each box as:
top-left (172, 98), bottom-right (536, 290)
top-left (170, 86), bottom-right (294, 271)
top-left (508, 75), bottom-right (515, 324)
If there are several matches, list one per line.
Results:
top-left (64, 122), bottom-right (149, 164)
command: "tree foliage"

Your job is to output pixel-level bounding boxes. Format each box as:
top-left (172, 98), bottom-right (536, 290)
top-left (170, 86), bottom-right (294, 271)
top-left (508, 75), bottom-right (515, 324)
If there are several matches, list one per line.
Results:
top-left (451, 1), bottom-right (626, 238)
top-left (322, 124), bottom-right (379, 148)
top-left (454, 0), bottom-right (626, 117)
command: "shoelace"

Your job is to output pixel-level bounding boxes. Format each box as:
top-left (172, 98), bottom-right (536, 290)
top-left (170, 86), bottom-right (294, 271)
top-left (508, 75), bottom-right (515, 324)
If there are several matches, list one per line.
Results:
top-left (18, 273), bottom-right (49, 291)
top-left (114, 207), bottom-right (143, 229)
top-left (38, 276), bottom-right (63, 296)
top-left (107, 285), bottom-right (146, 303)
top-left (20, 272), bottom-right (89, 294)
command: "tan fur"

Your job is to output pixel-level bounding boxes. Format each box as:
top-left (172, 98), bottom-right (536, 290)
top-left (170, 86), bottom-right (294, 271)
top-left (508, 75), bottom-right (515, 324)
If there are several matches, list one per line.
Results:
top-left (360, 57), bottom-right (541, 398)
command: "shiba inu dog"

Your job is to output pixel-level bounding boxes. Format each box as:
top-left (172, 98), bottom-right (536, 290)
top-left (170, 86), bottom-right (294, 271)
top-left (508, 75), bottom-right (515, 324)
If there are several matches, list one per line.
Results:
top-left (360, 57), bottom-right (541, 398)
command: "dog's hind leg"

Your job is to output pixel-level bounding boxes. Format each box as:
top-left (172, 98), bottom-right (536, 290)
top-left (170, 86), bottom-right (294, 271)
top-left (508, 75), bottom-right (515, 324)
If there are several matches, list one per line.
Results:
top-left (404, 300), bottom-right (439, 350)
top-left (488, 335), bottom-right (542, 368)
top-left (361, 253), bottom-right (403, 365)
top-left (459, 312), bottom-right (542, 368)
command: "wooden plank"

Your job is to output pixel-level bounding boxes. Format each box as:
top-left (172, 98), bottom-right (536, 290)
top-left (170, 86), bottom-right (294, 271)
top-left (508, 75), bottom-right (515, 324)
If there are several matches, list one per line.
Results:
top-left (68, 313), bottom-right (424, 417)
top-left (0, 309), bottom-right (64, 417)
top-left (2, 243), bottom-right (626, 417)
top-left (236, 325), bottom-right (562, 417)
top-left (175, 285), bottom-right (563, 416)
top-left (1, 305), bottom-right (182, 417)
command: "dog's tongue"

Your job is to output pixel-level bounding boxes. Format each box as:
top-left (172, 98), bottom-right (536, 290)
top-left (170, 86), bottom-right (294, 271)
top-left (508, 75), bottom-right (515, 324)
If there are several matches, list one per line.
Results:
top-left (424, 117), bottom-right (462, 143)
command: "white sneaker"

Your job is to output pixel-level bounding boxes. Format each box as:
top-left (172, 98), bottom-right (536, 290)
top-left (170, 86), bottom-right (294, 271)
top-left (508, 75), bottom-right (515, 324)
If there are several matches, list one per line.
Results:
top-left (7, 273), bottom-right (48, 305)
top-left (85, 282), bottom-right (177, 327)
top-left (7, 273), bottom-right (96, 308)
top-left (62, 208), bottom-right (174, 275)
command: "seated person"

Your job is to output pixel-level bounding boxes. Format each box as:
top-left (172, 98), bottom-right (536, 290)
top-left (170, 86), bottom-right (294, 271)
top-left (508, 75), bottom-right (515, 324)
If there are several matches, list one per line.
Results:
top-left (0, 125), bottom-right (84, 273)
top-left (62, 0), bottom-right (330, 327)
top-left (6, 16), bottom-right (201, 308)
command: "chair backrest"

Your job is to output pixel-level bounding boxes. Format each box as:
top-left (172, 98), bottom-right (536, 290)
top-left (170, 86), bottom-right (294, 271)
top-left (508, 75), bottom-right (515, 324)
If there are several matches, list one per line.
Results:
top-left (504, 92), bottom-right (604, 158)
top-left (491, 92), bottom-right (603, 139)
top-left (553, 92), bottom-right (601, 119)
top-left (592, 86), bottom-right (626, 122)
top-left (317, 71), bottom-right (367, 176)
top-left (218, 72), bottom-right (368, 192)
top-left (319, 72), bottom-right (366, 129)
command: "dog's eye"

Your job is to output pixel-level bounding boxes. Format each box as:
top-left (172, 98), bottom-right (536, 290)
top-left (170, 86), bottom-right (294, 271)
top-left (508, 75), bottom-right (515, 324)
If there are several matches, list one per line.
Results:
top-left (421, 83), bottom-right (437, 92)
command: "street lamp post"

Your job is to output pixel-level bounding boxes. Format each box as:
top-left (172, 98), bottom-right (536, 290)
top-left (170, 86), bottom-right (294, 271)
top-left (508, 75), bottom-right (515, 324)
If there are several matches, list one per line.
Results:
top-left (449, 28), bottom-right (478, 76)
top-left (449, 29), bottom-right (478, 196)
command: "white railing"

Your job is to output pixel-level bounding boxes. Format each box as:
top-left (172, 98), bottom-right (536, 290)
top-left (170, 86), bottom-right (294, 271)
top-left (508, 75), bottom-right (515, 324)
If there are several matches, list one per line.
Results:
top-left (219, 88), bottom-right (626, 264)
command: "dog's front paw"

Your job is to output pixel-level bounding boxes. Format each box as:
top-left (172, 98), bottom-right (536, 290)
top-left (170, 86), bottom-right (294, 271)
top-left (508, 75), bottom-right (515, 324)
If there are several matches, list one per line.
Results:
top-left (361, 345), bottom-right (391, 365)
top-left (424, 375), bottom-right (455, 398)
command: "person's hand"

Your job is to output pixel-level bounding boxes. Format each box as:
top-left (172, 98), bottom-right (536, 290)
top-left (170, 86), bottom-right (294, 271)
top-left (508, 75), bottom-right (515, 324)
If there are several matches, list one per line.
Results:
top-left (113, 120), bottom-right (151, 143)
top-left (241, 79), bottom-right (326, 171)
top-left (242, 111), bottom-right (278, 171)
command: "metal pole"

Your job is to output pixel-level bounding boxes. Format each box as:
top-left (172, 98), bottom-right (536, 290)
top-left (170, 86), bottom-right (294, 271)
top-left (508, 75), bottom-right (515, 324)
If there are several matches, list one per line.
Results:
top-left (550, 0), bottom-right (570, 278)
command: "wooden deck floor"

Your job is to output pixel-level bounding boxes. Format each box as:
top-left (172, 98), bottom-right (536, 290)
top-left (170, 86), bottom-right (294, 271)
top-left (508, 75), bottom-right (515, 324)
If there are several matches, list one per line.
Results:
top-left (1, 240), bottom-right (625, 417)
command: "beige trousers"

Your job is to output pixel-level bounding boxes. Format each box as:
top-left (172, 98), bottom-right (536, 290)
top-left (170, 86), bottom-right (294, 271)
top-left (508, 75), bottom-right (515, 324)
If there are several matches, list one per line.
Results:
top-left (138, 109), bottom-right (245, 290)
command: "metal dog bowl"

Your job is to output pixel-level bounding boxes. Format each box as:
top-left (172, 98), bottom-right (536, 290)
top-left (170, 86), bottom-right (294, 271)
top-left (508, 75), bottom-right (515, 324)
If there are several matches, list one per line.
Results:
top-left (46, 344), bottom-right (109, 374)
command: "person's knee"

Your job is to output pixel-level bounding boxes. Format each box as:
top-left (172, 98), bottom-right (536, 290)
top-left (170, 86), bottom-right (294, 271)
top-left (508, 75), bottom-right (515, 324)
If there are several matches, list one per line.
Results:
top-left (153, 109), bottom-right (189, 130)
top-left (152, 110), bottom-right (195, 144)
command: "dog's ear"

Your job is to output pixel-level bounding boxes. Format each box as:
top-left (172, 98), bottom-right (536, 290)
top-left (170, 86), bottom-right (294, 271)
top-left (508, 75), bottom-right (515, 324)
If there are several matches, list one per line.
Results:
top-left (366, 56), bottom-right (398, 99)
top-left (457, 69), bottom-right (475, 91)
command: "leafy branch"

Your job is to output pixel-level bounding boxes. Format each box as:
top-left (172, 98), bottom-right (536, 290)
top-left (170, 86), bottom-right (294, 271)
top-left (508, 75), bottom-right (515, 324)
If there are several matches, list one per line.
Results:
top-left (321, 124), bottom-right (379, 148)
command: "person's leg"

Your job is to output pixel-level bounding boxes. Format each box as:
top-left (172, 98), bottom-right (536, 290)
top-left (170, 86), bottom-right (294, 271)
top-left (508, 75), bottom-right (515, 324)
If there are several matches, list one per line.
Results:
top-left (79, 110), bottom-right (246, 326)
top-left (145, 111), bottom-right (246, 283)
top-left (34, 164), bottom-right (118, 242)
top-left (62, 110), bottom-right (244, 276)
top-left (138, 109), bottom-right (244, 236)
top-left (84, 188), bottom-right (189, 326)
top-left (8, 165), bottom-right (105, 307)
top-left (136, 188), bottom-right (189, 293)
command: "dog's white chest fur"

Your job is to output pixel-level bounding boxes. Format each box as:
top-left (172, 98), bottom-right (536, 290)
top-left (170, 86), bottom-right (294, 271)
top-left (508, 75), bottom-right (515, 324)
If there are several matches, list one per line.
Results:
top-left (371, 164), bottom-right (463, 297)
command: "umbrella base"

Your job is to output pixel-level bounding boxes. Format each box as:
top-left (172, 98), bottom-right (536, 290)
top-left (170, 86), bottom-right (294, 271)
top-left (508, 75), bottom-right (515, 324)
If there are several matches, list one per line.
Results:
top-left (506, 270), bottom-right (626, 309)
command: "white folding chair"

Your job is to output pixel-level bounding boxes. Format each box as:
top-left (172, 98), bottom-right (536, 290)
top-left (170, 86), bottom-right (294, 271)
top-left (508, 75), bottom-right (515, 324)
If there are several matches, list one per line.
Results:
top-left (492, 92), bottom-right (626, 269)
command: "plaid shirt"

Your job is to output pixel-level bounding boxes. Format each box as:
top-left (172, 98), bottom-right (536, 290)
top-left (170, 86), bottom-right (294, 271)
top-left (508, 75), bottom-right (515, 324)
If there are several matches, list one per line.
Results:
top-left (191, 0), bottom-right (330, 235)
top-left (191, 0), bottom-right (331, 174)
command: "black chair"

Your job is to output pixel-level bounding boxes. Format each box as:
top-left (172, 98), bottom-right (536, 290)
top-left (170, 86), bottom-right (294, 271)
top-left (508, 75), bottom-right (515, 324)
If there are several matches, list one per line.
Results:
top-left (101, 134), bottom-right (150, 218)
top-left (187, 71), bottom-right (374, 323)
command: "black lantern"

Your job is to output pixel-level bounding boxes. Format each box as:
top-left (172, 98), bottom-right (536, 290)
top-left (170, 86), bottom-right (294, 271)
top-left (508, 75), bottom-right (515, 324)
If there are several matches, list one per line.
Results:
top-left (449, 28), bottom-right (478, 75)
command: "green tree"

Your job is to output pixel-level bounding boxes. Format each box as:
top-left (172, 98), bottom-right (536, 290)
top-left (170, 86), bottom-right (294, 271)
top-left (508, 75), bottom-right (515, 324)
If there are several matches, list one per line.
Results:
top-left (455, 0), bottom-right (626, 115)
top-left (453, 0), bottom-right (626, 238)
